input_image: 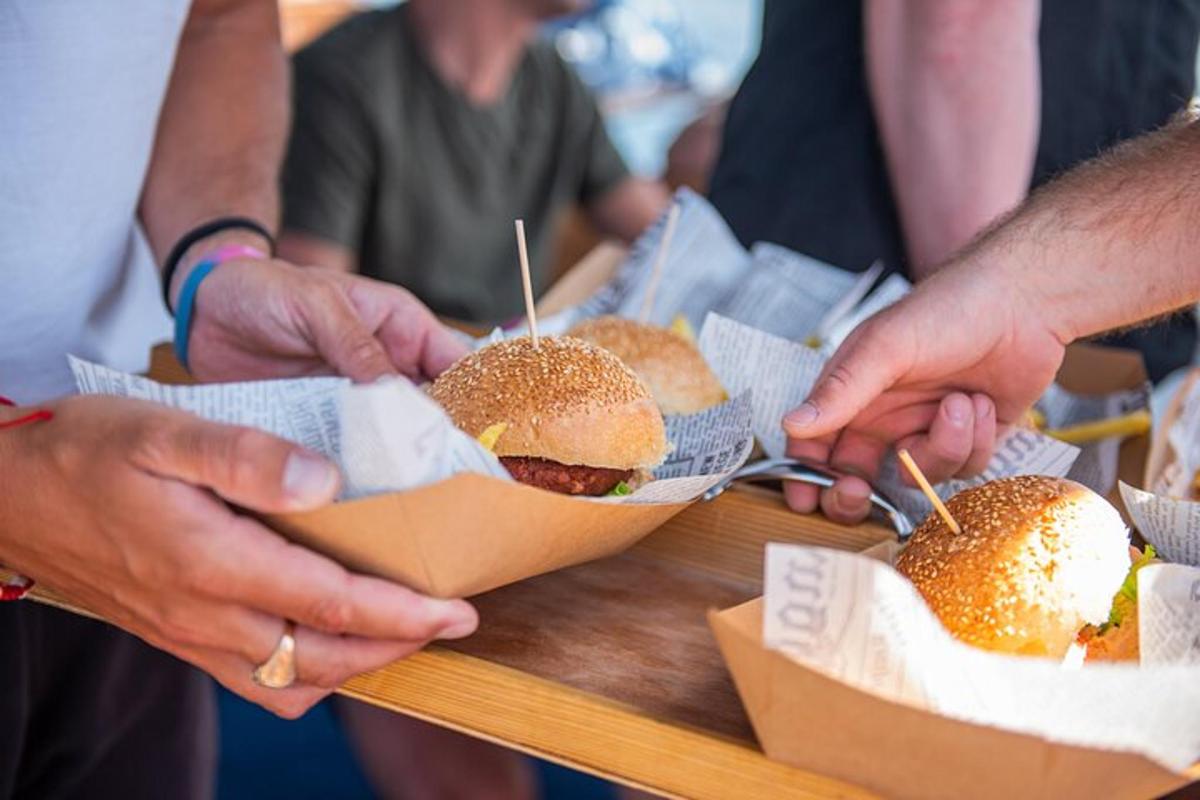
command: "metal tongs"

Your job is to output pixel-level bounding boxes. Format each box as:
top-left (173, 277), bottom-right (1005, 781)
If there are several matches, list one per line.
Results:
top-left (703, 456), bottom-right (915, 540)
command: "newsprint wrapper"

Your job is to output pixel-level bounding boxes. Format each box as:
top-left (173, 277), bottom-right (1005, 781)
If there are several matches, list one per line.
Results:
top-left (696, 313), bottom-right (1081, 522)
top-left (1121, 371), bottom-right (1200, 564)
top-left (762, 542), bottom-right (1200, 771)
top-left (523, 187), bottom-right (911, 351)
top-left (523, 192), bottom-right (1136, 507)
top-left (68, 356), bottom-right (752, 505)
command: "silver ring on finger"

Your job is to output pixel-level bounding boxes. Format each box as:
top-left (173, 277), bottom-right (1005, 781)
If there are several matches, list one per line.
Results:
top-left (252, 620), bottom-right (297, 689)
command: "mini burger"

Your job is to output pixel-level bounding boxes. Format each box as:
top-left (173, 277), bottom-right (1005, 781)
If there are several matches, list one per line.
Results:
top-left (428, 335), bottom-right (668, 496)
top-left (1077, 545), bottom-right (1157, 663)
top-left (566, 316), bottom-right (725, 416)
top-left (895, 476), bottom-right (1130, 659)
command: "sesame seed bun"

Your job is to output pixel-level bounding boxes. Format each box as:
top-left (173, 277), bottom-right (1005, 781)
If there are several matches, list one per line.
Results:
top-left (895, 476), bottom-right (1129, 658)
top-left (428, 335), bottom-right (668, 471)
top-left (566, 316), bottom-right (725, 415)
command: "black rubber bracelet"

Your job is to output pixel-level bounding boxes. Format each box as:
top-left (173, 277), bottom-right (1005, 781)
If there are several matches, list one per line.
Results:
top-left (161, 217), bottom-right (274, 314)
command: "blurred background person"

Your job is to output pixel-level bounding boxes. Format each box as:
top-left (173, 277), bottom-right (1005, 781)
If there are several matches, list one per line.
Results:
top-left (278, 0), bottom-right (670, 328)
top-left (278, 1), bottom-right (672, 797)
top-left (706, 0), bottom-right (1200, 384)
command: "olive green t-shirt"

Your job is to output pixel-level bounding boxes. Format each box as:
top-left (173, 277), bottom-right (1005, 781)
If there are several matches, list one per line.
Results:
top-left (282, 7), bottom-right (630, 325)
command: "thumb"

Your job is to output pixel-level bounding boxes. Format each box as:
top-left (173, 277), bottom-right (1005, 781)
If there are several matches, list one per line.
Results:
top-left (782, 331), bottom-right (900, 440)
top-left (133, 413), bottom-right (341, 512)
top-left (304, 288), bottom-right (399, 383)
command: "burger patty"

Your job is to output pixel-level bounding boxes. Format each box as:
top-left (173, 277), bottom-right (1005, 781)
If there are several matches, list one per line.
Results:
top-left (500, 457), bottom-right (632, 496)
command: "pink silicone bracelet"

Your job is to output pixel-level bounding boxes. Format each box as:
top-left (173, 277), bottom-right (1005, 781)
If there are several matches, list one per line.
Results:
top-left (199, 244), bottom-right (269, 264)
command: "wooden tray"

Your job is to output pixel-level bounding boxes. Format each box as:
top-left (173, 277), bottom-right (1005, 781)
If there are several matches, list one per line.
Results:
top-left (16, 485), bottom-right (894, 799)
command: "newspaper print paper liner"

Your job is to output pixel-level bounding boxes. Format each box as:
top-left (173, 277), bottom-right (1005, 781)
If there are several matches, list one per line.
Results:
top-left (520, 191), bottom-right (1135, 504)
top-left (69, 357), bottom-right (752, 505)
top-left (515, 187), bottom-right (914, 349)
top-left (1122, 370), bottom-right (1200, 564)
top-left (762, 543), bottom-right (1200, 771)
top-left (695, 313), bottom-right (1082, 521)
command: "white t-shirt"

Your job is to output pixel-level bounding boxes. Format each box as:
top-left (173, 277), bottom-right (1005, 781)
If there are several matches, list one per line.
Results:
top-left (0, 2), bottom-right (191, 403)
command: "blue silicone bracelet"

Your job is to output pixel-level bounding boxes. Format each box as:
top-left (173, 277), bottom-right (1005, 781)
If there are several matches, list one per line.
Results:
top-left (173, 258), bottom-right (220, 371)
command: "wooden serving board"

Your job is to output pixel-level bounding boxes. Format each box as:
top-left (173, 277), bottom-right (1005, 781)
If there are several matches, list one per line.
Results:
top-left (14, 485), bottom-right (894, 799)
top-left (340, 486), bottom-right (894, 799)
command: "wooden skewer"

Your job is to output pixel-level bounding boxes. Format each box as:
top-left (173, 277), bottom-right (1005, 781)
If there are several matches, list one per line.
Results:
top-left (639, 202), bottom-right (681, 324)
top-left (515, 219), bottom-right (538, 349)
top-left (897, 449), bottom-right (961, 534)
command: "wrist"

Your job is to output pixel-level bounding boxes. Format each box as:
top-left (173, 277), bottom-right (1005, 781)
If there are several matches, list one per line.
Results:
top-left (168, 229), bottom-right (272, 311)
top-left (959, 215), bottom-right (1077, 349)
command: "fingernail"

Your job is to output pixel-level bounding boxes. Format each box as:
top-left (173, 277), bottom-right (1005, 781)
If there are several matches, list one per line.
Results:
top-left (974, 395), bottom-right (993, 420)
top-left (832, 481), bottom-right (870, 516)
top-left (437, 618), bottom-right (477, 640)
top-left (435, 607), bottom-right (478, 640)
top-left (282, 451), bottom-right (339, 504)
top-left (784, 402), bottom-right (819, 430)
top-left (944, 394), bottom-right (971, 425)
top-left (429, 600), bottom-right (477, 640)
top-left (840, 480), bottom-right (871, 502)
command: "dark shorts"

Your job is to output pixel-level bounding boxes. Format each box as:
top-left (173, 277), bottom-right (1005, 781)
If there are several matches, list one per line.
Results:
top-left (0, 602), bottom-right (215, 800)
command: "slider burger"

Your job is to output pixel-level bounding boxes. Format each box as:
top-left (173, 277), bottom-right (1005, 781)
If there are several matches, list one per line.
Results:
top-left (1077, 545), bottom-right (1157, 663)
top-left (567, 315), bottom-right (725, 415)
top-left (896, 476), bottom-right (1130, 659)
top-left (429, 335), bottom-right (668, 496)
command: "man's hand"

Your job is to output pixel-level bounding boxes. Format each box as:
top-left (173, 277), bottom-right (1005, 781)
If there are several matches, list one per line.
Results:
top-left (174, 247), bottom-right (467, 384)
top-left (0, 396), bottom-right (478, 718)
top-left (781, 260), bottom-right (1065, 524)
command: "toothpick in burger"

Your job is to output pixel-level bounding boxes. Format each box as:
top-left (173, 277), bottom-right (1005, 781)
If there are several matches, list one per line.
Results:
top-left (896, 476), bottom-right (1131, 659)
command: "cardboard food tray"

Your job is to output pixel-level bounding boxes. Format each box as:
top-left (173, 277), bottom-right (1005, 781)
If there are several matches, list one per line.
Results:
top-left (29, 244), bottom-right (1153, 797)
top-left (17, 486), bottom-right (897, 799)
top-left (147, 344), bottom-right (688, 599)
top-left (709, 599), bottom-right (1199, 800)
top-left (706, 351), bottom-right (1191, 800)
top-left (1144, 367), bottom-right (1200, 491)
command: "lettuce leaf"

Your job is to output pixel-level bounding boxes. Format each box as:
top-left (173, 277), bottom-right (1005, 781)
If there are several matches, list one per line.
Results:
top-left (1108, 544), bottom-right (1157, 627)
top-left (608, 481), bottom-right (632, 497)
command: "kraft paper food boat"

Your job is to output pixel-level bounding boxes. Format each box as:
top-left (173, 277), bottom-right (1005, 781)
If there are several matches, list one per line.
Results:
top-left (264, 474), bottom-right (688, 598)
top-left (705, 344), bottom-right (1197, 800)
top-left (143, 345), bottom-right (734, 599)
top-left (709, 598), bottom-right (1199, 800)
top-left (35, 294), bottom-right (1175, 799)
top-left (1144, 367), bottom-right (1200, 493)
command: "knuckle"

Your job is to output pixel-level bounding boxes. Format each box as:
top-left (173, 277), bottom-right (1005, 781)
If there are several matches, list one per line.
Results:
top-left (153, 604), bottom-right (206, 647)
top-left (123, 547), bottom-right (177, 591)
top-left (305, 585), bottom-right (354, 634)
top-left (128, 414), bottom-right (180, 472)
top-left (305, 656), bottom-right (349, 690)
top-left (224, 427), bottom-right (270, 481)
top-left (822, 364), bottom-right (856, 394)
top-left (341, 332), bottom-right (386, 366)
top-left (933, 428), bottom-right (972, 462)
top-left (45, 431), bottom-right (86, 481)
top-left (175, 549), bottom-right (223, 593)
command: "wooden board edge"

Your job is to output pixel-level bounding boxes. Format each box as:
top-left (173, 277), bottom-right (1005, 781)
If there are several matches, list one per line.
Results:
top-left (12, 572), bottom-right (874, 799)
top-left (339, 647), bottom-right (878, 800)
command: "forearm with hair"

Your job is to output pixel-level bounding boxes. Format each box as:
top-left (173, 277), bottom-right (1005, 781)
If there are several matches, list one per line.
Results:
top-left (139, 0), bottom-right (288, 265)
top-left (587, 179), bottom-right (671, 244)
top-left (866, 0), bottom-right (1041, 278)
top-left (969, 114), bottom-right (1200, 344)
